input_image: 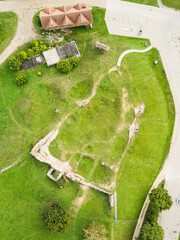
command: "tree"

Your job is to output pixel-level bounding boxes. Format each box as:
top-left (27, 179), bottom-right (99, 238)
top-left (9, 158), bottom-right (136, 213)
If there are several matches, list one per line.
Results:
top-left (138, 222), bottom-right (164, 240)
top-left (149, 187), bottom-right (173, 211)
top-left (15, 72), bottom-right (28, 85)
top-left (145, 204), bottom-right (159, 223)
top-left (83, 221), bottom-right (108, 240)
top-left (56, 59), bottom-right (73, 73)
top-left (42, 202), bottom-right (69, 232)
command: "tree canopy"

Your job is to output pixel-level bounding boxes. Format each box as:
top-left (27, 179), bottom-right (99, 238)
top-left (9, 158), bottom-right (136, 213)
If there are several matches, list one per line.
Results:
top-left (138, 222), bottom-right (164, 240)
top-left (42, 202), bottom-right (69, 232)
top-left (83, 221), bottom-right (108, 240)
top-left (149, 187), bottom-right (173, 211)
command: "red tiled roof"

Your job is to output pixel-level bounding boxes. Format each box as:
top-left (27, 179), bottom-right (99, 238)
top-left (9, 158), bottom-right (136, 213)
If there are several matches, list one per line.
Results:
top-left (39, 3), bottom-right (93, 30)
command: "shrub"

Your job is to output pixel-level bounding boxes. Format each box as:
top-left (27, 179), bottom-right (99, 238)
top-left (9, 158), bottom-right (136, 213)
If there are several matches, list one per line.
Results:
top-left (8, 55), bottom-right (22, 71)
top-left (27, 49), bottom-right (35, 58)
top-left (37, 71), bottom-right (42, 76)
top-left (17, 51), bottom-right (27, 61)
top-left (42, 202), bottom-right (69, 232)
top-left (67, 53), bottom-right (71, 58)
top-left (15, 72), bottom-right (28, 85)
top-left (56, 59), bottom-right (73, 73)
top-left (138, 222), bottom-right (164, 240)
top-left (71, 56), bottom-right (80, 67)
top-left (83, 221), bottom-right (108, 240)
top-left (149, 187), bottom-right (173, 211)
top-left (56, 56), bottom-right (80, 74)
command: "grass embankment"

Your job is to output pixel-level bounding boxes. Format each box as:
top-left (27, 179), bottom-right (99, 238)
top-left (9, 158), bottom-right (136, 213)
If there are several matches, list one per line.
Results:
top-left (162, 0), bottom-right (180, 9)
top-left (0, 7), bottom-right (175, 240)
top-left (0, 12), bottom-right (18, 54)
top-left (122, 0), bottom-right (158, 7)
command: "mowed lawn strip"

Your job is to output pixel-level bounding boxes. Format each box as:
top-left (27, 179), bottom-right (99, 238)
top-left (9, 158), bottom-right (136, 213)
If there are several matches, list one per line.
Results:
top-left (162, 0), bottom-right (180, 9)
top-left (0, 12), bottom-right (18, 54)
top-left (122, 0), bottom-right (158, 7)
top-left (116, 49), bottom-right (174, 221)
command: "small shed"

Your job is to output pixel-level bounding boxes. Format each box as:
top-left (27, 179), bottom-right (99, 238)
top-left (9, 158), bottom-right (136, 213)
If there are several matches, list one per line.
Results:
top-left (42, 48), bottom-right (60, 67)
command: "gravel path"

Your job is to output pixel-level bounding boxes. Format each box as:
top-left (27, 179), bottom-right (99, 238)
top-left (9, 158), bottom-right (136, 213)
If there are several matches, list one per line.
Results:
top-left (117, 45), bottom-right (153, 67)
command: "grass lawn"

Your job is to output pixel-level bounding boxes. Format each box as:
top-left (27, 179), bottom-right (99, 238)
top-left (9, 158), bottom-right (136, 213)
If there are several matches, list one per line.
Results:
top-left (0, 12), bottom-right (18, 54)
top-left (122, 0), bottom-right (159, 7)
top-left (162, 0), bottom-right (180, 9)
top-left (0, 7), bottom-right (175, 240)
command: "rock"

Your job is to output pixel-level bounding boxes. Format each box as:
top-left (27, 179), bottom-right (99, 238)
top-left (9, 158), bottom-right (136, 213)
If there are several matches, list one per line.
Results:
top-left (55, 109), bottom-right (59, 113)
top-left (134, 104), bottom-right (145, 116)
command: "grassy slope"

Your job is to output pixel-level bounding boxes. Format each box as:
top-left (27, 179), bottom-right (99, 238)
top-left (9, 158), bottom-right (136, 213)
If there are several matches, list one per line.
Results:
top-left (0, 12), bottom-right (18, 54)
top-left (162, 0), bottom-right (180, 9)
top-left (0, 7), bottom-right (175, 240)
top-left (122, 0), bottom-right (158, 7)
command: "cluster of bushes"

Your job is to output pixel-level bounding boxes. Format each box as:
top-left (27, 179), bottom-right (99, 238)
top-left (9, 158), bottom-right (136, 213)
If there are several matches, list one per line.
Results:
top-left (8, 40), bottom-right (52, 71)
top-left (56, 56), bottom-right (80, 73)
top-left (42, 201), bottom-right (108, 239)
top-left (8, 51), bottom-right (28, 71)
top-left (137, 187), bottom-right (173, 240)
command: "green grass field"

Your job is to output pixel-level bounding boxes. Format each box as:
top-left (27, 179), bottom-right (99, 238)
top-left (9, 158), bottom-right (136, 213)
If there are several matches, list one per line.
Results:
top-left (0, 12), bottom-right (17, 54)
top-left (162, 0), bottom-right (180, 9)
top-left (0, 7), bottom-right (175, 240)
top-left (122, 0), bottom-right (158, 7)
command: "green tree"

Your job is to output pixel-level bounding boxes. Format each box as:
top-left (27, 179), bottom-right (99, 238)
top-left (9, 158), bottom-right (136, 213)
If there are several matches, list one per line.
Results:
top-left (145, 204), bottom-right (159, 223)
top-left (149, 187), bottom-right (173, 211)
top-left (42, 202), bottom-right (69, 232)
top-left (15, 72), bottom-right (28, 85)
top-left (56, 59), bottom-right (73, 73)
top-left (139, 222), bottom-right (164, 240)
top-left (83, 221), bottom-right (108, 240)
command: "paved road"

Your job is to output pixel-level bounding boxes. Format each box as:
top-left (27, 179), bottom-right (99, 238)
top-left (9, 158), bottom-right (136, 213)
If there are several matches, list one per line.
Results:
top-left (0, 0), bottom-right (179, 239)
top-left (106, 1), bottom-right (180, 239)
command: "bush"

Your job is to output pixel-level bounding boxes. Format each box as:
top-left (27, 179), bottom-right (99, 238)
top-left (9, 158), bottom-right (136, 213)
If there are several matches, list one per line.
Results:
top-left (42, 202), bottom-right (69, 232)
top-left (149, 187), bottom-right (173, 211)
top-left (56, 59), bottom-right (73, 73)
top-left (67, 53), bottom-right (71, 58)
top-left (37, 71), bottom-right (42, 76)
top-left (17, 51), bottom-right (27, 61)
top-left (27, 49), bottom-right (35, 58)
top-left (8, 55), bottom-right (22, 71)
top-left (15, 72), bottom-right (28, 85)
top-left (56, 56), bottom-right (80, 74)
top-left (138, 222), bottom-right (164, 240)
top-left (71, 56), bottom-right (80, 67)
top-left (83, 221), bottom-right (108, 240)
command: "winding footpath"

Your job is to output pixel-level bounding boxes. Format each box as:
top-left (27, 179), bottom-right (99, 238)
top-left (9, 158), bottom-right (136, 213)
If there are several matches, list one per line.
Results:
top-left (0, 0), bottom-right (180, 239)
top-left (117, 45), bottom-right (153, 66)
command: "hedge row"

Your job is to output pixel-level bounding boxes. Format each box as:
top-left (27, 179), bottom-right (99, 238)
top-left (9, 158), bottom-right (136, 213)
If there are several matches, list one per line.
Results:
top-left (137, 187), bottom-right (173, 240)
